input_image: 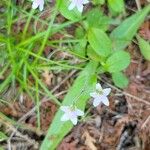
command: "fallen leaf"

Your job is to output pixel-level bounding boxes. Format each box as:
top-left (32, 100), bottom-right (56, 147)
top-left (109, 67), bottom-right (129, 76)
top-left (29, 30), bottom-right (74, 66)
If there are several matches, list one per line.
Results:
top-left (82, 130), bottom-right (97, 150)
top-left (139, 21), bottom-right (150, 41)
top-left (42, 70), bottom-right (53, 86)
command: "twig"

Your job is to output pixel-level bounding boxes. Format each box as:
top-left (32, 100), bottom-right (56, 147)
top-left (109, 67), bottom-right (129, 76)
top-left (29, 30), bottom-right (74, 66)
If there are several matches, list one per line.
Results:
top-left (1, 120), bottom-right (39, 150)
top-left (135, 0), bottom-right (141, 10)
top-left (136, 56), bottom-right (142, 79)
top-left (7, 70), bottom-right (76, 149)
top-left (51, 70), bottom-right (76, 93)
top-left (100, 77), bottom-right (150, 106)
top-left (14, 71), bottom-right (76, 123)
top-left (141, 115), bottom-right (150, 129)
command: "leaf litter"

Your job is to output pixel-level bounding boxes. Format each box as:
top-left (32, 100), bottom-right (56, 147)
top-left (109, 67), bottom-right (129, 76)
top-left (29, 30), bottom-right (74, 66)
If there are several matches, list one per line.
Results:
top-left (58, 15), bottom-right (150, 150)
top-left (0, 0), bottom-right (150, 150)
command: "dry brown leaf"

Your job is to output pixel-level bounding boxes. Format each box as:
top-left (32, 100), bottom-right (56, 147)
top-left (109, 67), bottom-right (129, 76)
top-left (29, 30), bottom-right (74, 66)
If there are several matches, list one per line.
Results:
top-left (42, 70), bottom-right (53, 86)
top-left (82, 130), bottom-right (97, 150)
top-left (139, 21), bottom-right (150, 40)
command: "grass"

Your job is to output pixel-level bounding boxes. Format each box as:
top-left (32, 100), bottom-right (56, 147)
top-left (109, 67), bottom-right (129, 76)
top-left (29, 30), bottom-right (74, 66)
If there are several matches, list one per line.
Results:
top-left (0, 0), bottom-right (85, 133)
top-left (1, 0), bottom-right (149, 149)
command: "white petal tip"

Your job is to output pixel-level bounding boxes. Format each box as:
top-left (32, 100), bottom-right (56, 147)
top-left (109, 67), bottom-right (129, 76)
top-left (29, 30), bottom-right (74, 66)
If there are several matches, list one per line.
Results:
top-left (103, 88), bottom-right (111, 96)
top-left (93, 99), bottom-right (100, 107)
top-left (72, 122), bottom-right (77, 125)
top-left (68, 2), bottom-right (75, 10)
top-left (96, 83), bottom-right (102, 90)
top-left (105, 102), bottom-right (109, 106)
top-left (102, 97), bottom-right (110, 106)
top-left (71, 118), bottom-right (78, 125)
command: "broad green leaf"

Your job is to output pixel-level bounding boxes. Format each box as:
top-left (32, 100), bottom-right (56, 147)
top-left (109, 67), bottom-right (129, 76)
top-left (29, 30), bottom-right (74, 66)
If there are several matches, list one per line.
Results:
top-left (108, 0), bottom-right (125, 14)
top-left (88, 28), bottom-right (112, 57)
top-left (105, 51), bottom-right (130, 73)
top-left (85, 8), bottom-right (110, 31)
top-left (0, 131), bottom-right (7, 142)
top-left (112, 72), bottom-right (129, 88)
top-left (40, 61), bottom-right (98, 150)
top-left (57, 0), bottom-right (82, 21)
top-left (75, 26), bottom-right (85, 39)
top-left (137, 35), bottom-right (150, 61)
top-left (87, 46), bottom-right (102, 62)
top-left (110, 5), bottom-right (150, 50)
top-left (73, 39), bottom-right (87, 57)
top-left (74, 27), bottom-right (87, 57)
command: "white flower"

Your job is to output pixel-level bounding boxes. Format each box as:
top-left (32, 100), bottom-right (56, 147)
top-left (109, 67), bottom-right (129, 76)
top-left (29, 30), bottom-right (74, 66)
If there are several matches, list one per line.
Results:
top-left (90, 83), bottom-right (111, 107)
top-left (60, 105), bottom-right (84, 125)
top-left (32, 0), bottom-right (44, 11)
top-left (68, 0), bottom-right (89, 12)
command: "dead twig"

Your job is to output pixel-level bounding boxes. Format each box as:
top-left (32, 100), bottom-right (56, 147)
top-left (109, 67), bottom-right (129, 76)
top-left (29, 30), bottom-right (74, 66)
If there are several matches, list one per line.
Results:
top-left (141, 115), bottom-right (150, 129)
top-left (0, 120), bottom-right (39, 150)
top-left (7, 70), bottom-right (76, 149)
top-left (100, 77), bottom-right (150, 106)
top-left (135, 0), bottom-right (141, 10)
top-left (51, 70), bottom-right (76, 93)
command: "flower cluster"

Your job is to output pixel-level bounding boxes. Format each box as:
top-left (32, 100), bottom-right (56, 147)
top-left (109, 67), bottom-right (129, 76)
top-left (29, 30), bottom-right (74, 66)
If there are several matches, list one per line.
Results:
top-left (60, 83), bottom-right (111, 125)
top-left (31, 1), bottom-right (110, 126)
top-left (32, 0), bottom-right (89, 12)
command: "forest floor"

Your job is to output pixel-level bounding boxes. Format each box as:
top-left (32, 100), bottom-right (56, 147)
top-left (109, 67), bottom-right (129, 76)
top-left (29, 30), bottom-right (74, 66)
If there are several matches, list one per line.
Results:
top-left (0, 0), bottom-right (150, 149)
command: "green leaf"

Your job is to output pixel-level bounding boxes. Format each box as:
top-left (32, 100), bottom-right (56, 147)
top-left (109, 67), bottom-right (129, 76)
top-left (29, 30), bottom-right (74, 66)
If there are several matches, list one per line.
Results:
top-left (106, 51), bottom-right (130, 73)
top-left (112, 72), bottom-right (129, 88)
top-left (0, 131), bottom-right (7, 142)
top-left (74, 26), bottom-right (87, 57)
top-left (108, 0), bottom-right (125, 15)
top-left (88, 28), bottom-right (112, 57)
top-left (73, 39), bottom-right (87, 57)
top-left (110, 5), bottom-right (150, 50)
top-left (75, 26), bottom-right (85, 39)
top-left (87, 46), bottom-right (102, 62)
top-left (57, 0), bottom-right (82, 21)
top-left (40, 61), bottom-right (98, 150)
top-left (85, 8), bottom-right (110, 31)
top-left (92, 0), bottom-right (105, 5)
top-left (137, 35), bottom-right (150, 61)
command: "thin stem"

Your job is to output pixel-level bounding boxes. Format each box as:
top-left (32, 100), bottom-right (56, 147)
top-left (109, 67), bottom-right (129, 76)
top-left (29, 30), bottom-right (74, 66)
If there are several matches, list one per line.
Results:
top-left (36, 80), bottom-right (41, 130)
top-left (22, 9), bottom-right (35, 40)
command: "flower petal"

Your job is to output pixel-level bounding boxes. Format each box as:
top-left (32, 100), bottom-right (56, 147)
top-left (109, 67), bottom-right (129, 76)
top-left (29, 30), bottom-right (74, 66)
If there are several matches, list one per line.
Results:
top-left (75, 109), bottom-right (84, 116)
top-left (96, 83), bottom-right (102, 91)
top-left (68, 1), bottom-right (76, 10)
top-left (39, 3), bottom-right (44, 11)
top-left (90, 92), bottom-right (98, 98)
top-left (103, 88), bottom-right (111, 96)
top-left (77, 4), bottom-right (83, 12)
top-left (32, 1), bottom-right (39, 9)
top-left (60, 106), bottom-right (69, 113)
top-left (83, 0), bottom-right (89, 4)
top-left (71, 117), bottom-right (78, 125)
top-left (101, 96), bottom-right (109, 106)
top-left (93, 98), bottom-right (101, 107)
top-left (61, 114), bottom-right (69, 121)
